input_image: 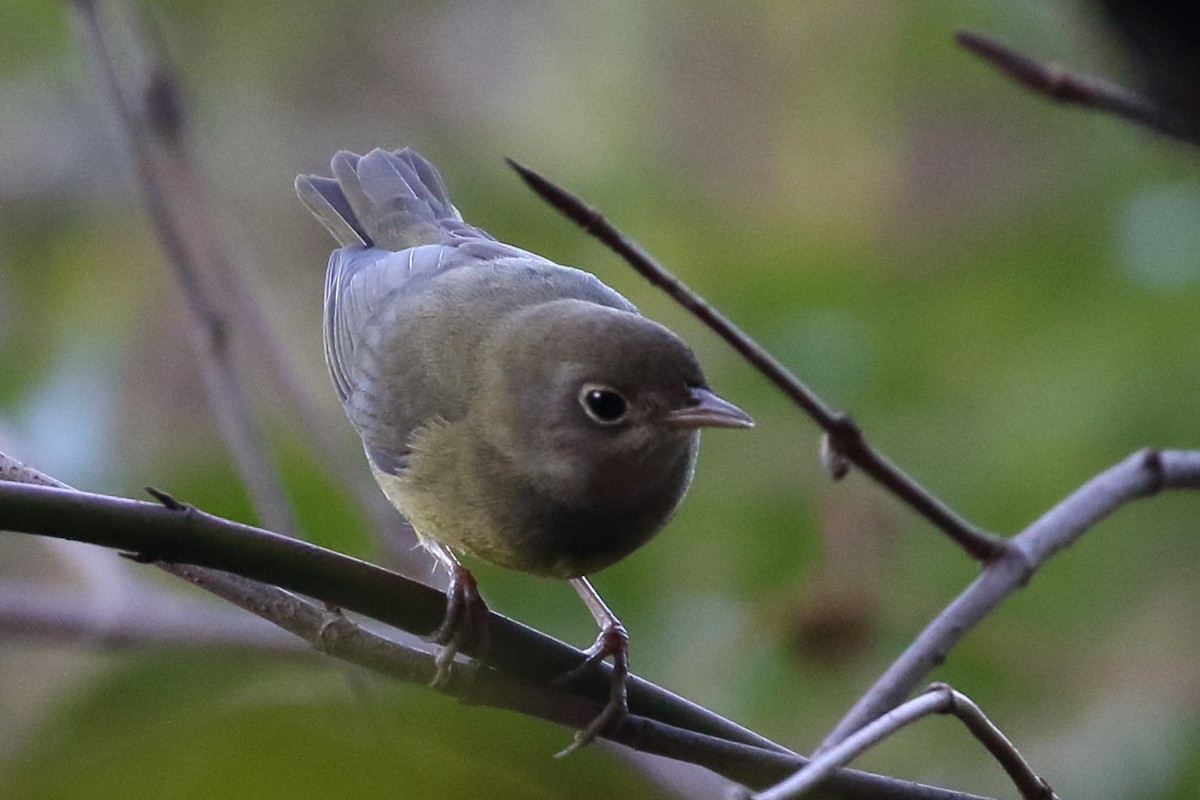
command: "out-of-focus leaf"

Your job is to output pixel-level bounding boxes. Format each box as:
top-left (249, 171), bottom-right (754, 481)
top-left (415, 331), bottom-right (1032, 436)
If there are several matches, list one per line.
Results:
top-left (1, 653), bottom-right (668, 800)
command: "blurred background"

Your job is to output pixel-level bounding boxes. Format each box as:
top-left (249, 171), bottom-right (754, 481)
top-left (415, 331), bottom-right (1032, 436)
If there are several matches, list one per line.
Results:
top-left (1, 0), bottom-right (1199, 797)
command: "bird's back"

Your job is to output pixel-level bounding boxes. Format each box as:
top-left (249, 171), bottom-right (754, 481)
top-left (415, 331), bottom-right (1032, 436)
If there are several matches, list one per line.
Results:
top-left (296, 148), bottom-right (636, 473)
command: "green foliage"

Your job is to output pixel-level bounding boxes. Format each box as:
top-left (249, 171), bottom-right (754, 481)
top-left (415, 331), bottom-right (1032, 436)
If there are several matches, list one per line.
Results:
top-left (1, 654), bottom-right (666, 799)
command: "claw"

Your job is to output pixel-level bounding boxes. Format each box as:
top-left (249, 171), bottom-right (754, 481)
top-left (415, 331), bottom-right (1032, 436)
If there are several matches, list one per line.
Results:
top-left (428, 564), bottom-right (489, 685)
top-left (553, 621), bottom-right (629, 757)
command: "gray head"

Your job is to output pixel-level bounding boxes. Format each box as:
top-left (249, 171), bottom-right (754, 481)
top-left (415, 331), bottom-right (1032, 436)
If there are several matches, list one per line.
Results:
top-left (474, 299), bottom-right (752, 510)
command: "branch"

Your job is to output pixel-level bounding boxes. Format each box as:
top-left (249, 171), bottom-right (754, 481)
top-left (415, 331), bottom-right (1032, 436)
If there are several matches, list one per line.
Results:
top-left (63, 0), bottom-right (427, 566)
top-left (0, 473), bottom-right (1006, 800)
top-left (955, 31), bottom-right (1198, 146)
top-left (755, 685), bottom-right (1055, 800)
top-left (818, 448), bottom-right (1200, 750)
top-left (0, 452), bottom-right (443, 726)
top-left (505, 159), bottom-right (1003, 562)
top-left (0, 477), bottom-right (777, 749)
top-left (64, 0), bottom-right (298, 536)
top-left (0, 580), bottom-right (309, 655)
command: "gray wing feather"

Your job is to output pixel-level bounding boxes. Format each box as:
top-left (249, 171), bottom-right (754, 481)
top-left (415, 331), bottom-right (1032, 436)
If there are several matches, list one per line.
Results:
top-left (323, 239), bottom-right (544, 401)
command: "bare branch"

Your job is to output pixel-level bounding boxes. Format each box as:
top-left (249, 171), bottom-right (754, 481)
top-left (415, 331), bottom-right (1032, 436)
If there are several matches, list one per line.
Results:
top-left (64, 0), bottom-right (297, 536)
top-left (505, 159), bottom-right (1002, 562)
top-left (755, 684), bottom-right (1055, 800)
top-left (937, 687), bottom-right (1055, 800)
top-left (0, 452), bottom-right (429, 700)
top-left (0, 580), bottom-right (309, 654)
top-left (955, 31), bottom-right (1198, 145)
top-left (0, 466), bottom-right (1004, 800)
top-left (819, 448), bottom-right (1200, 750)
top-left (0, 474), bottom-right (780, 753)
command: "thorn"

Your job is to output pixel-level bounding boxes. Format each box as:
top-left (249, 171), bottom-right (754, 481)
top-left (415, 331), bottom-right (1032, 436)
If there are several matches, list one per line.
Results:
top-left (145, 485), bottom-right (187, 511)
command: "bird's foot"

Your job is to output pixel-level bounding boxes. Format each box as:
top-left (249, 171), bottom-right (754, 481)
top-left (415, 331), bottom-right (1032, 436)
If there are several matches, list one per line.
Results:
top-left (552, 621), bottom-right (630, 757)
top-left (428, 564), bottom-right (489, 686)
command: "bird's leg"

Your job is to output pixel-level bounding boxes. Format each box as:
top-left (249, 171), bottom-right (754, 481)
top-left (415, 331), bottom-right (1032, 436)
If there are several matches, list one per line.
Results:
top-left (424, 540), bottom-right (489, 685)
top-left (553, 577), bottom-right (630, 756)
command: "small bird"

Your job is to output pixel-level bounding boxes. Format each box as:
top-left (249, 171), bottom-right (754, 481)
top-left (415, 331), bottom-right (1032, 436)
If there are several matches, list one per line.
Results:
top-left (296, 148), bottom-right (752, 750)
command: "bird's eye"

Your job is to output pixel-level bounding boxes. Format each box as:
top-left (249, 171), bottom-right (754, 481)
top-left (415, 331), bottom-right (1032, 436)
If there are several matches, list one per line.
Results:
top-left (579, 384), bottom-right (629, 425)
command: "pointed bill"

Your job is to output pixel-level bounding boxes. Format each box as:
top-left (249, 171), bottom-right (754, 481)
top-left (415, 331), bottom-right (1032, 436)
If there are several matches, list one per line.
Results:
top-left (666, 387), bottom-right (754, 429)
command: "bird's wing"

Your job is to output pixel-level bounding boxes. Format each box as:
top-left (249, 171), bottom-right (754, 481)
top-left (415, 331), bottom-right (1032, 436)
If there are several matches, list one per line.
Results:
top-left (322, 239), bottom-right (538, 402)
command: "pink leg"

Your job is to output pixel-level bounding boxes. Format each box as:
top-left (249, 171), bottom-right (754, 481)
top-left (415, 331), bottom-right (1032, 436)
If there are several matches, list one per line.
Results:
top-left (554, 577), bottom-right (629, 756)
top-left (424, 539), bottom-right (488, 685)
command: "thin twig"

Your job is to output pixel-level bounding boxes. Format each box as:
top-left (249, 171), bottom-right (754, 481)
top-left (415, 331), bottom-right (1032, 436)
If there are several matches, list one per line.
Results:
top-left (935, 686), bottom-right (1055, 800)
top-left (955, 31), bottom-right (1196, 145)
top-left (125, 8), bottom-right (418, 564)
top-left (0, 580), bottom-right (310, 654)
top-left (68, 0), bottom-right (428, 570)
top-left (505, 159), bottom-right (1003, 562)
top-left (65, 0), bottom-right (298, 537)
top-left (755, 684), bottom-right (1055, 800)
top-left (818, 448), bottom-right (1200, 750)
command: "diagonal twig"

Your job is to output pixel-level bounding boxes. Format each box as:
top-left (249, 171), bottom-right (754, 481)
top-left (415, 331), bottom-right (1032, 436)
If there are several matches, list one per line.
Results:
top-left (65, 0), bottom-right (429, 570)
top-left (124, 7), bottom-right (418, 562)
top-left (817, 448), bottom-right (1200, 751)
top-left (955, 31), bottom-right (1197, 145)
top-left (65, 0), bottom-right (298, 537)
top-left (506, 159), bottom-right (1003, 562)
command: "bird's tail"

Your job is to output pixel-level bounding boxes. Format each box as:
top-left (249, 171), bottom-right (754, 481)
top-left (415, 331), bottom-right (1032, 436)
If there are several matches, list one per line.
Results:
top-left (295, 148), bottom-right (473, 250)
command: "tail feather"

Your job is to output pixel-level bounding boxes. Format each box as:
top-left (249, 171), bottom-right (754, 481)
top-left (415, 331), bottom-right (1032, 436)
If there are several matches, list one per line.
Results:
top-left (332, 149), bottom-right (457, 250)
top-left (297, 147), bottom-right (497, 251)
top-left (354, 150), bottom-right (454, 220)
top-left (294, 174), bottom-right (368, 247)
top-left (402, 150), bottom-right (456, 217)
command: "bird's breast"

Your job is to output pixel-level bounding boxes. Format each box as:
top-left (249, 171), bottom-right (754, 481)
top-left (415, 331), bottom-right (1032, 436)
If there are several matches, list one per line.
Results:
top-left (386, 418), bottom-right (697, 579)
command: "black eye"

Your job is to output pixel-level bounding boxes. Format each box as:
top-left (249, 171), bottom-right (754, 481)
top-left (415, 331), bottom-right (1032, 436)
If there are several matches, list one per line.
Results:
top-left (579, 385), bottom-right (628, 424)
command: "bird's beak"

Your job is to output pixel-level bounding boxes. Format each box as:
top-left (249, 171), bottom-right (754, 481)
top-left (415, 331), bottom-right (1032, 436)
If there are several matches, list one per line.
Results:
top-left (666, 387), bottom-right (755, 429)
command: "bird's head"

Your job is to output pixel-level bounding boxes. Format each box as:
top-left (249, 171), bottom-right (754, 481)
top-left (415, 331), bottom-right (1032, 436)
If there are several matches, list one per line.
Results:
top-left (475, 299), bottom-right (752, 507)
